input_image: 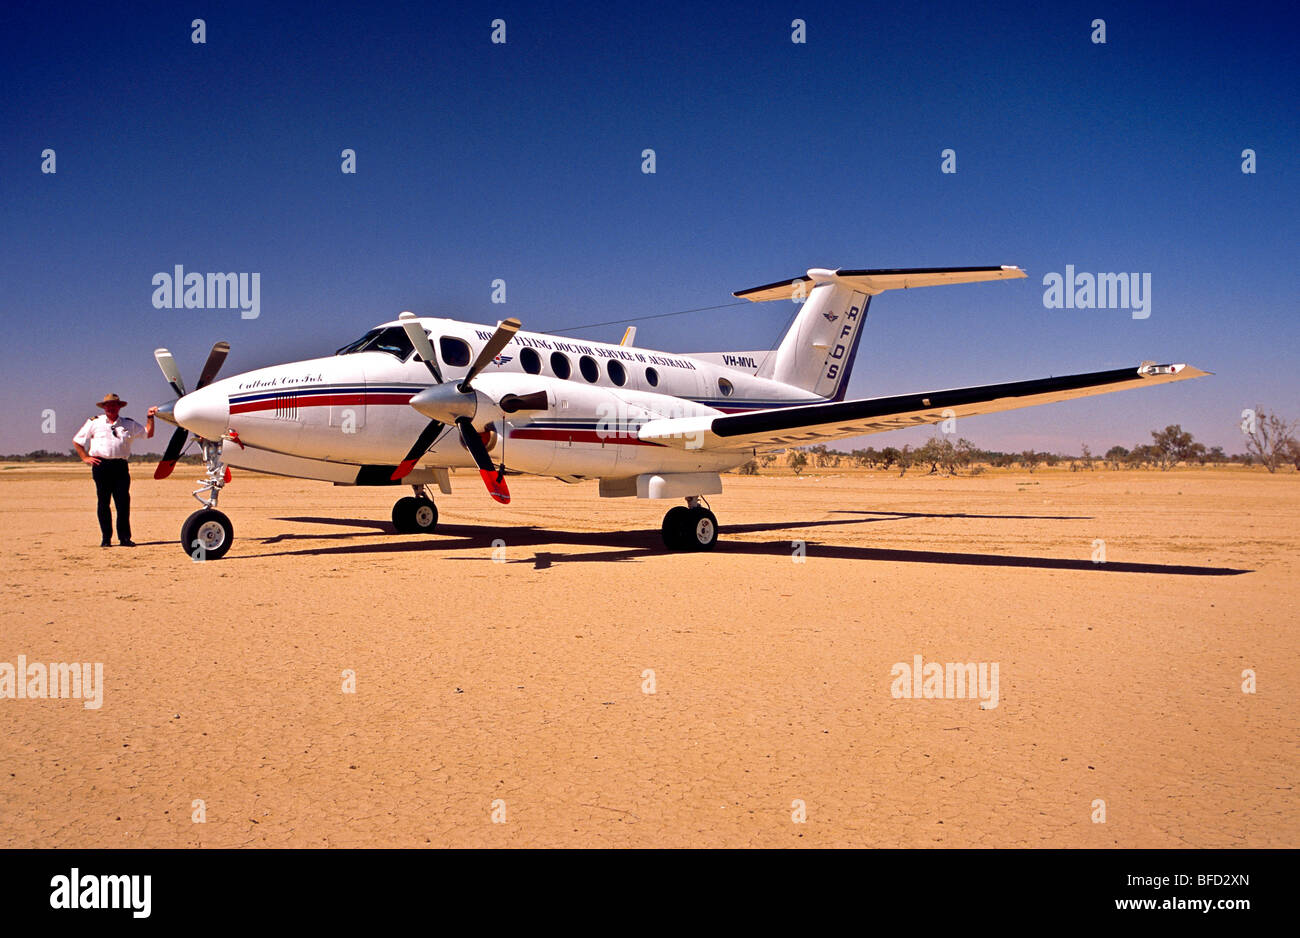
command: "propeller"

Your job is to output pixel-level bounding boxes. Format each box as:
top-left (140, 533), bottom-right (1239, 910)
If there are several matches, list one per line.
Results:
top-left (390, 312), bottom-right (448, 481)
top-left (152, 341), bottom-right (230, 479)
top-left (398, 315), bottom-right (547, 503)
top-left (450, 317), bottom-right (519, 503)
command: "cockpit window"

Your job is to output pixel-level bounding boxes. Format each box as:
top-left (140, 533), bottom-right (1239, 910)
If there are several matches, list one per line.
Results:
top-left (335, 329), bottom-right (380, 355)
top-left (335, 326), bottom-right (415, 360)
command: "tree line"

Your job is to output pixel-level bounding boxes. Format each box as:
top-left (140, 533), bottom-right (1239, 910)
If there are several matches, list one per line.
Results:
top-left (735, 406), bottom-right (1300, 476)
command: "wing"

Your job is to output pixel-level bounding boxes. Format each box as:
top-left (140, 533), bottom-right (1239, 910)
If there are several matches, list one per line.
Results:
top-left (638, 362), bottom-right (1210, 451)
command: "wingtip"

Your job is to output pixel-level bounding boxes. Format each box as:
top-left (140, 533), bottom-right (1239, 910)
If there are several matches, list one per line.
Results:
top-left (1139, 362), bottom-right (1211, 379)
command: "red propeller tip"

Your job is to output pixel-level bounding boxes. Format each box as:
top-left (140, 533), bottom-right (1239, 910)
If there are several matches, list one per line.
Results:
top-left (154, 460), bottom-right (177, 480)
top-left (391, 459), bottom-right (417, 481)
top-left (479, 469), bottom-right (511, 504)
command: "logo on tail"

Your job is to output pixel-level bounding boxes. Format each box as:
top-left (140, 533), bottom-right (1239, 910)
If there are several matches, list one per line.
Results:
top-left (823, 302), bottom-right (864, 386)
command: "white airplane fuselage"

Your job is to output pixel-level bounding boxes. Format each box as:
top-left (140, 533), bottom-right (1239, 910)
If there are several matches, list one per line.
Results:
top-left (172, 316), bottom-right (821, 484)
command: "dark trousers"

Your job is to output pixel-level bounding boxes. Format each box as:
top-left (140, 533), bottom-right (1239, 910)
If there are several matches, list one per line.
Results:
top-left (91, 458), bottom-right (132, 542)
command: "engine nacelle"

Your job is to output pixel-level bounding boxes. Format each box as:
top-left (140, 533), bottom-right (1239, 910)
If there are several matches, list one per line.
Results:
top-left (465, 373), bottom-right (738, 478)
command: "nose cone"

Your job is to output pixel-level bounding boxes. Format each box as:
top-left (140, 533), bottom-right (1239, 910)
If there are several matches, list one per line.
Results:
top-left (410, 383), bottom-right (478, 423)
top-left (173, 385), bottom-right (230, 439)
top-left (153, 400), bottom-right (177, 426)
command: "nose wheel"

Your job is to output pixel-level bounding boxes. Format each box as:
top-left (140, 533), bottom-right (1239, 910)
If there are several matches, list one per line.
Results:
top-left (393, 488), bottom-right (439, 534)
top-left (182, 507), bottom-right (234, 561)
top-left (175, 437), bottom-right (236, 559)
top-left (662, 499), bottom-right (718, 552)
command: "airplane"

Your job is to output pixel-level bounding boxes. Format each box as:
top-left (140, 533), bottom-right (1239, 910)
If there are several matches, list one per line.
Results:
top-left (150, 265), bottom-right (1208, 559)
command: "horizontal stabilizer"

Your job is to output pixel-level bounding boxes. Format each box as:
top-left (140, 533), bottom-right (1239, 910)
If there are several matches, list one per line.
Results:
top-left (734, 265), bottom-right (1026, 302)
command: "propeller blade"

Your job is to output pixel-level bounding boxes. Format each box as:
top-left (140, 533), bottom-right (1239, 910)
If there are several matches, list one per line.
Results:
top-left (398, 312), bottom-right (444, 383)
top-left (195, 341), bottom-right (230, 390)
top-left (456, 417), bottom-right (510, 504)
top-left (499, 390), bottom-right (549, 414)
top-left (154, 349), bottom-right (186, 397)
top-left (461, 318), bottom-right (521, 389)
top-left (391, 419), bottom-right (445, 481)
top-left (154, 426), bottom-right (189, 479)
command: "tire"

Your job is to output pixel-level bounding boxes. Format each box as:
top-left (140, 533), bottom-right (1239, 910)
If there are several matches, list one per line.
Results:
top-left (661, 506), bottom-right (690, 551)
top-left (393, 497), bottom-right (438, 534)
top-left (684, 507), bottom-right (718, 551)
top-left (181, 508), bottom-right (233, 560)
top-left (392, 497), bottom-right (417, 533)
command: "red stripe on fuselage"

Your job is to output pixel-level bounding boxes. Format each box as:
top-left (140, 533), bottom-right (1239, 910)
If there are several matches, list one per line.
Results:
top-left (509, 428), bottom-right (662, 446)
top-left (229, 392), bottom-right (413, 415)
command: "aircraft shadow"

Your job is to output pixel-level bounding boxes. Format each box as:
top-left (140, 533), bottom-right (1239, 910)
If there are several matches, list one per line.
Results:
top-left (831, 509), bottom-right (1092, 521)
top-left (237, 515), bottom-right (1248, 576)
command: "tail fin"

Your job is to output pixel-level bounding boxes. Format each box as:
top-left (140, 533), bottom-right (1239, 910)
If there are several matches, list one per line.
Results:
top-left (736, 265), bottom-right (1025, 401)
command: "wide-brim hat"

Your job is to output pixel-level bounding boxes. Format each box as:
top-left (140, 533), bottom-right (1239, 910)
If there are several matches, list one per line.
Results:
top-left (95, 393), bottom-right (127, 408)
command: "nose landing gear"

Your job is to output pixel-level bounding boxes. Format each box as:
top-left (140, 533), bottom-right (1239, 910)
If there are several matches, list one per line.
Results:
top-left (393, 484), bottom-right (439, 534)
top-left (180, 437), bottom-right (234, 560)
top-left (661, 496), bottom-right (718, 552)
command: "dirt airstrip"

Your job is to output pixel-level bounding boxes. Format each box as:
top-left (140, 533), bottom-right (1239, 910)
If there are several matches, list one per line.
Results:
top-left (0, 463), bottom-right (1295, 847)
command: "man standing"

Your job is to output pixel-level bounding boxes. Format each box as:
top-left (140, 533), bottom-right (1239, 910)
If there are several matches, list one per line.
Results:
top-left (73, 394), bottom-right (157, 547)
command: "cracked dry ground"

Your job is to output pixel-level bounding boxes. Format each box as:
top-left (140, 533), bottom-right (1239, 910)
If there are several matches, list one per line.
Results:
top-left (1, 465), bottom-right (1295, 847)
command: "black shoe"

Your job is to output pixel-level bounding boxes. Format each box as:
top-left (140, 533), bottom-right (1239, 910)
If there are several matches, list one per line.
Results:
top-left (119, 540), bottom-right (137, 547)
top-left (100, 541), bottom-right (112, 548)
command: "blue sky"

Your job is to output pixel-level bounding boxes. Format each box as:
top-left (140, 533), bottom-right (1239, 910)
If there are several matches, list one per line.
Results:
top-left (1, 0), bottom-right (1295, 454)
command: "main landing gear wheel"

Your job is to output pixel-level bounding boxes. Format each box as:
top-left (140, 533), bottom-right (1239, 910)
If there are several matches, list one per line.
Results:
top-left (181, 508), bottom-right (233, 560)
top-left (662, 505), bottom-right (718, 552)
top-left (392, 496), bottom-right (438, 534)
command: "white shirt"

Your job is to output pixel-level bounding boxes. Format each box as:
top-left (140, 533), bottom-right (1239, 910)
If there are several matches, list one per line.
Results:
top-left (73, 415), bottom-right (147, 459)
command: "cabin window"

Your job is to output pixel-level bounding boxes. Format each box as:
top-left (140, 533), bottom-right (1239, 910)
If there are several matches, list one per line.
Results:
top-left (607, 359), bottom-right (626, 386)
top-left (718, 377), bottom-right (735, 397)
top-left (579, 355), bottom-right (599, 383)
top-left (520, 347), bottom-right (542, 374)
top-left (644, 367), bottom-right (659, 387)
top-left (550, 352), bottom-right (572, 380)
top-left (439, 336), bottom-right (472, 368)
